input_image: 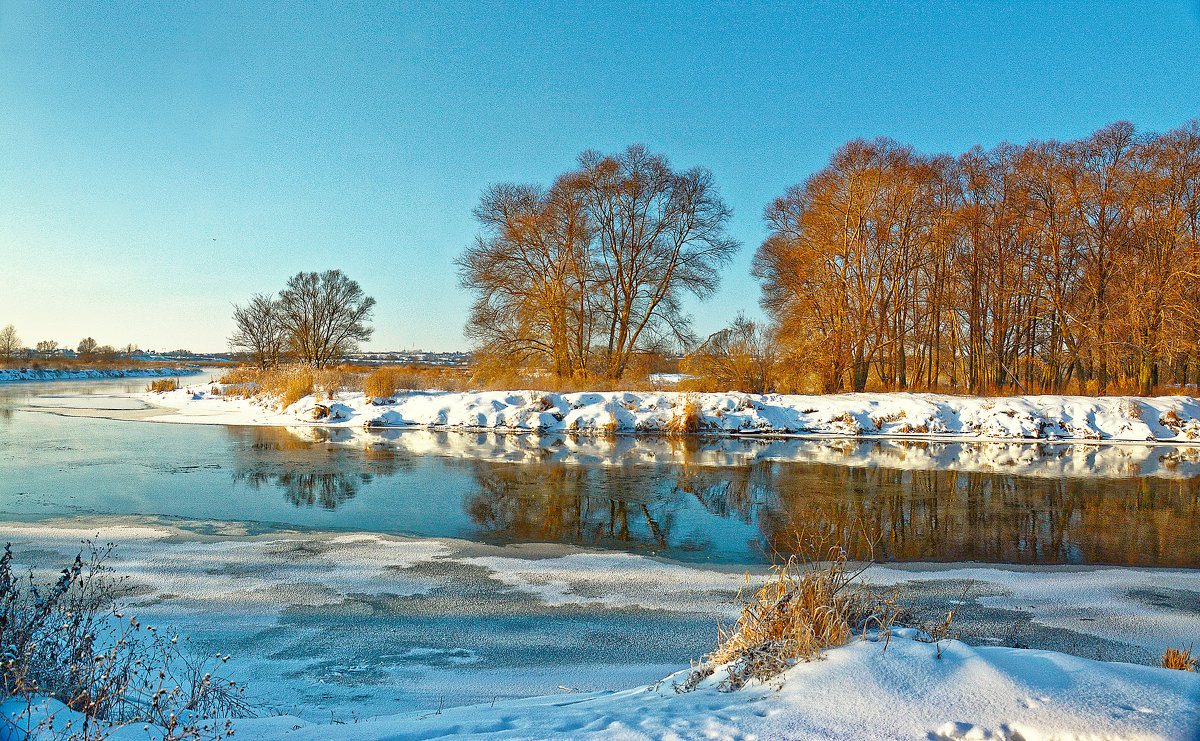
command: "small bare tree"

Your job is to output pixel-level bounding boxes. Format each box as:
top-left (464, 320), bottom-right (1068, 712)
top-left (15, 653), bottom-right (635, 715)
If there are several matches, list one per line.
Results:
top-left (34, 340), bottom-right (58, 356)
top-left (0, 325), bottom-right (21, 359)
top-left (229, 293), bottom-right (287, 369)
top-left (685, 314), bottom-right (777, 393)
top-left (76, 337), bottom-right (98, 358)
top-left (275, 271), bottom-right (376, 368)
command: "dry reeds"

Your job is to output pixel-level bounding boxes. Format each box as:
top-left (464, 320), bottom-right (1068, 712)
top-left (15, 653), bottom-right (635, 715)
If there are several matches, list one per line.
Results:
top-left (683, 548), bottom-right (893, 691)
top-left (665, 395), bottom-right (704, 434)
top-left (362, 366), bottom-right (427, 400)
top-left (1162, 645), bottom-right (1197, 672)
top-left (145, 378), bottom-right (179, 393)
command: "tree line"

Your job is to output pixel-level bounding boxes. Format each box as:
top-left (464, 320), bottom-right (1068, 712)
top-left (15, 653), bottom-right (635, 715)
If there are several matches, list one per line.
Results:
top-left (753, 120), bottom-right (1200, 395)
top-left (233, 120), bottom-right (1200, 396)
top-left (0, 323), bottom-right (145, 362)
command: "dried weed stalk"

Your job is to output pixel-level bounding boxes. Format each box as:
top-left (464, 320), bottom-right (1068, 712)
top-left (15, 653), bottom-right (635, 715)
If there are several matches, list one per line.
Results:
top-left (1, 542), bottom-right (252, 740)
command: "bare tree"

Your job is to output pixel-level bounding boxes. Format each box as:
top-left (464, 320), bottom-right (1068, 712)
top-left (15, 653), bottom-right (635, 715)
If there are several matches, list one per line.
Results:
top-left (576, 146), bottom-right (740, 378)
top-left (459, 145), bottom-right (739, 381)
top-left (684, 314), bottom-right (777, 393)
top-left (276, 270), bottom-right (376, 368)
top-left (0, 324), bottom-right (20, 359)
top-left (229, 293), bottom-right (287, 369)
top-left (457, 180), bottom-right (593, 378)
top-left (35, 340), bottom-right (58, 356)
top-left (76, 337), bottom-right (98, 358)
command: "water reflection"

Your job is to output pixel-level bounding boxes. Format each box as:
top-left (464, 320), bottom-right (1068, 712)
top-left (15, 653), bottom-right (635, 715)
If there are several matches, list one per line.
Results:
top-left (353, 429), bottom-right (1200, 480)
top-left (464, 465), bottom-right (684, 551)
top-left (228, 426), bottom-right (1200, 566)
top-left (228, 426), bottom-right (416, 510)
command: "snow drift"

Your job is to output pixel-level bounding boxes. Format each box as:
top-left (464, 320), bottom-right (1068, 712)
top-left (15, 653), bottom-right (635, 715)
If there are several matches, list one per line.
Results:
top-left (145, 385), bottom-right (1200, 444)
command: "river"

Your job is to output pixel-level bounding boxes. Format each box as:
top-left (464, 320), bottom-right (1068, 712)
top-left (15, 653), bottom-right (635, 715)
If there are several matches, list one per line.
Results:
top-left (2, 375), bottom-right (1198, 719)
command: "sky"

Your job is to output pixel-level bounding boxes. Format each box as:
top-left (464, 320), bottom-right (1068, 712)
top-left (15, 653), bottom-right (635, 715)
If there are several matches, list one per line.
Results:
top-left (2, 1), bottom-right (1199, 353)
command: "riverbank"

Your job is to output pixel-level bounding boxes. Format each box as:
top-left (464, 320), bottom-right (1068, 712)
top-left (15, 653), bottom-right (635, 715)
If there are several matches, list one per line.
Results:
top-left (7, 633), bottom-right (1197, 740)
top-left (2, 518), bottom-right (1199, 740)
top-left (0, 366), bottom-right (202, 384)
top-left (142, 383), bottom-right (1200, 443)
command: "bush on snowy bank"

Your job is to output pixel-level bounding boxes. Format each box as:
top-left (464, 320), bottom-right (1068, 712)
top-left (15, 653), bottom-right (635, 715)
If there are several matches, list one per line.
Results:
top-left (681, 546), bottom-right (917, 692)
top-left (0, 543), bottom-right (251, 740)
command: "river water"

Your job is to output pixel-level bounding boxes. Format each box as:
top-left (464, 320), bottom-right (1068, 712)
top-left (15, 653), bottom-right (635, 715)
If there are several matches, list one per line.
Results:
top-left (2, 376), bottom-right (1199, 718)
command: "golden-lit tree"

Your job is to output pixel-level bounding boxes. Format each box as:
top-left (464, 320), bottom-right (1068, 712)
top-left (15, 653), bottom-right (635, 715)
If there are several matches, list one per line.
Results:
top-left (459, 145), bottom-right (739, 381)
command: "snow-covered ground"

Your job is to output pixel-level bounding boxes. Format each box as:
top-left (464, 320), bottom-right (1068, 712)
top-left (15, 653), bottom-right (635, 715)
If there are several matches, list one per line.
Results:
top-left (0, 365), bottom-right (201, 383)
top-left (143, 383), bottom-right (1200, 444)
top-left (7, 633), bottom-right (1197, 740)
top-left (3, 520), bottom-right (1200, 740)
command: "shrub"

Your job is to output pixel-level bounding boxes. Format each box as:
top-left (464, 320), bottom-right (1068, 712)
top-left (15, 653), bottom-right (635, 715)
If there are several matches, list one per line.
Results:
top-left (1162, 645), bottom-right (1197, 672)
top-left (362, 367), bottom-right (427, 400)
top-left (681, 548), bottom-right (897, 691)
top-left (665, 396), bottom-right (703, 434)
top-left (0, 542), bottom-right (251, 739)
top-left (146, 378), bottom-right (180, 393)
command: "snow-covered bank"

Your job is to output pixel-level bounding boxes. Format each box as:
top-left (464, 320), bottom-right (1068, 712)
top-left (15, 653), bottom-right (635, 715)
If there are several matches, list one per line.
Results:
top-left (0, 366), bottom-right (201, 383)
top-left (6, 633), bottom-right (1198, 740)
top-left (284, 426), bottom-right (1200, 478)
top-left (232, 634), bottom-right (1200, 741)
top-left (4, 519), bottom-right (1199, 739)
top-left (144, 384), bottom-right (1200, 443)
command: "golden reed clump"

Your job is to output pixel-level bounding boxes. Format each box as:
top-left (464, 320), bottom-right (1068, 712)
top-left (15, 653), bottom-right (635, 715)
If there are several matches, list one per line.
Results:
top-left (1162, 645), bottom-right (1197, 672)
top-left (683, 548), bottom-right (897, 691)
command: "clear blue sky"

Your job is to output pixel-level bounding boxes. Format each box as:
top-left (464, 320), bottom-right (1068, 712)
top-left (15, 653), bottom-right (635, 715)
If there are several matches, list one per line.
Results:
top-left (2, 1), bottom-right (1199, 352)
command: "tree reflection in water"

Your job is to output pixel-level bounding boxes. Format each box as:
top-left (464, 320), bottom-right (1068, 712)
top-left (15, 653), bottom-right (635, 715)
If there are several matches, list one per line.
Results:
top-left (226, 426), bottom-right (1200, 565)
top-left (458, 438), bottom-right (1200, 565)
top-left (228, 426), bottom-right (415, 510)
top-left (464, 464), bottom-right (685, 552)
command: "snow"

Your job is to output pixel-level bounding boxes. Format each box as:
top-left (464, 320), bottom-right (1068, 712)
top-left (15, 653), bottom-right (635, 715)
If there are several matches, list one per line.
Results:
top-left (0, 366), bottom-right (201, 383)
top-left (141, 385), bottom-right (1200, 445)
top-left (5, 633), bottom-right (1198, 740)
top-left (5, 519), bottom-right (1200, 740)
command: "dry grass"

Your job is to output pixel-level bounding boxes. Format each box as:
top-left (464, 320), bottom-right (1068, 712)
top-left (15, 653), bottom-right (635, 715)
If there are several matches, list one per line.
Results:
top-left (682, 548), bottom-right (899, 691)
top-left (362, 366), bottom-right (432, 400)
top-left (256, 366), bottom-right (315, 408)
top-left (665, 395), bottom-right (704, 434)
top-left (216, 364), bottom-right (356, 408)
top-left (146, 378), bottom-right (179, 393)
top-left (1162, 645), bottom-right (1197, 672)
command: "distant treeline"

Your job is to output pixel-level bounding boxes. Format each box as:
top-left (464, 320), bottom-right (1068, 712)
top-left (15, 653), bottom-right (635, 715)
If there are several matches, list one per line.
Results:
top-left (754, 121), bottom-right (1200, 395)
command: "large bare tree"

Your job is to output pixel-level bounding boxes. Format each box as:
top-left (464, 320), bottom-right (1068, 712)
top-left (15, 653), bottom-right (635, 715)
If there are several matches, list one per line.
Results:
top-left (459, 146), bottom-right (739, 380)
top-left (577, 146), bottom-right (740, 378)
top-left (275, 271), bottom-right (376, 368)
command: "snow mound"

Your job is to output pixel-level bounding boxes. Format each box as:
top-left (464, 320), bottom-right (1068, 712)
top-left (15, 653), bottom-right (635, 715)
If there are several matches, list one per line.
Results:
top-left (10, 635), bottom-right (1192, 740)
top-left (144, 386), bottom-right (1200, 445)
